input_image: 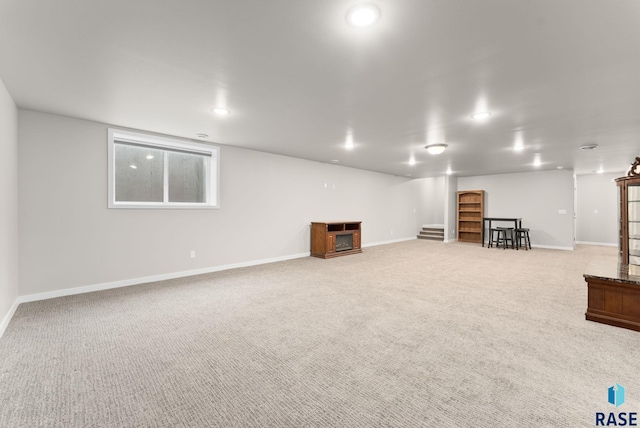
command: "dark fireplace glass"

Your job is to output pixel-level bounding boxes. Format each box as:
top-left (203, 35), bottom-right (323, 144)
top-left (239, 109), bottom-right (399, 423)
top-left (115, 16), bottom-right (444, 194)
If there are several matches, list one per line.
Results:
top-left (335, 234), bottom-right (353, 252)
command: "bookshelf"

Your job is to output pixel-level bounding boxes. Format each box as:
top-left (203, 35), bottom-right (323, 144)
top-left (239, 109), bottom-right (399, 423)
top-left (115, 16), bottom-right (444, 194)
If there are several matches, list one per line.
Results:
top-left (457, 190), bottom-right (484, 243)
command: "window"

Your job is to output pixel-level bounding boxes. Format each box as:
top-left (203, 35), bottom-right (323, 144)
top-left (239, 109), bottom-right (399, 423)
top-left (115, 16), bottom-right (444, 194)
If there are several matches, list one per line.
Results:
top-left (108, 129), bottom-right (219, 209)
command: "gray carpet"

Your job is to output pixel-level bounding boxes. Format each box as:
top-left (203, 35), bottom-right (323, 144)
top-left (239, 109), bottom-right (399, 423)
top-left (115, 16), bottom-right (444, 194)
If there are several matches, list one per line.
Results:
top-left (1, 240), bottom-right (639, 427)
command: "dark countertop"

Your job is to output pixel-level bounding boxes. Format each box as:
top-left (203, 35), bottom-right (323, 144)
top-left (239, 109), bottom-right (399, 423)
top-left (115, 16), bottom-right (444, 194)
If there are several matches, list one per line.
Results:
top-left (584, 261), bottom-right (640, 285)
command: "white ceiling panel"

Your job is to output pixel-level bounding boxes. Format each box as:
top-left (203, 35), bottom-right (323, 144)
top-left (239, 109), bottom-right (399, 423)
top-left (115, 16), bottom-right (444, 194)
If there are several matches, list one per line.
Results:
top-left (1, 0), bottom-right (639, 177)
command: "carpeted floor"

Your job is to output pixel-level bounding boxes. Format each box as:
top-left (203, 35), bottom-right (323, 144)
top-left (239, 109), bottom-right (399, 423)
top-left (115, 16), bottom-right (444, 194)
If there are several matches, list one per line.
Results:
top-left (1, 240), bottom-right (639, 427)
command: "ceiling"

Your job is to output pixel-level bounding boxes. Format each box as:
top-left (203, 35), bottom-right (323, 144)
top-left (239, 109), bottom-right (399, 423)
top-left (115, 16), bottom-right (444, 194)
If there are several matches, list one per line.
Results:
top-left (1, 0), bottom-right (639, 178)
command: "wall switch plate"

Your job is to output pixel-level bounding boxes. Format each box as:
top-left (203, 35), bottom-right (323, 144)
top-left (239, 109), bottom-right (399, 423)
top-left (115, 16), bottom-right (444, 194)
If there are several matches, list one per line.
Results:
top-left (190, 251), bottom-right (196, 258)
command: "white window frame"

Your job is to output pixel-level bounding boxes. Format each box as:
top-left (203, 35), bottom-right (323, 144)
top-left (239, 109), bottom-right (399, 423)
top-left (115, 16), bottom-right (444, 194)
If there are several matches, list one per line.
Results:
top-left (108, 128), bottom-right (220, 209)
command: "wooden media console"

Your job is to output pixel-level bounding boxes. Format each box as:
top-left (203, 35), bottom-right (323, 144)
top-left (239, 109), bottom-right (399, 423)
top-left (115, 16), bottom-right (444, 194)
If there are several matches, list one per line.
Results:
top-left (310, 221), bottom-right (362, 258)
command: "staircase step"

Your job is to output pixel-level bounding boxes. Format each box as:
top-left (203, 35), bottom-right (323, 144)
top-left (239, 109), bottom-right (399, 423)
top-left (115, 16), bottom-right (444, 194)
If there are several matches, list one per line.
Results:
top-left (419, 230), bottom-right (444, 235)
top-left (417, 235), bottom-right (444, 241)
top-left (417, 226), bottom-right (444, 241)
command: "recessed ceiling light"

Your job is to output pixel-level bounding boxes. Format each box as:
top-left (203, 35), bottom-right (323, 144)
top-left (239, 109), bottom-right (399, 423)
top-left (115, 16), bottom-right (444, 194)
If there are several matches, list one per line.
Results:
top-left (145, 155), bottom-right (154, 160)
top-left (446, 167), bottom-right (453, 175)
top-left (129, 164), bottom-right (137, 169)
top-left (557, 166), bottom-right (564, 170)
top-left (580, 144), bottom-right (599, 151)
top-left (330, 159), bottom-right (340, 164)
top-left (346, 3), bottom-right (381, 27)
top-left (408, 157), bottom-right (416, 166)
top-left (471, 111), bottom-right (492, 120)
top-left (212, 107), bottom-right (230, 116)
top-left (424, 144), bottom-right (448, 155)
top-left (196, 133), bottom-right (209, 139)
top-left (513, 145), bottom-right (525, 152)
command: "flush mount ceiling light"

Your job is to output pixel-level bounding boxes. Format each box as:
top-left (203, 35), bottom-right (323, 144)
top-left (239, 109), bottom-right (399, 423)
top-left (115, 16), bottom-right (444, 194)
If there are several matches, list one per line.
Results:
top-left (145, 154), bottom-right (154, 159)
top-left (129, 164), bottom-right (137, 169)
top-left (533, 154), bottom-right (542, 167)
top-left (425, 144), bottom-right (448, 155)
top-left (346, 3), bottom-right (381, 27)
top-left (580, 144), bottom-right (599, 151)
top-left (471, 111), bottom-right (492, 121)
top-left (212, 107), bottom-right (230, 116)
top-left (196, 133), bottom-right (209, 139)
top-left (344, 135), bottom-right (355, 150)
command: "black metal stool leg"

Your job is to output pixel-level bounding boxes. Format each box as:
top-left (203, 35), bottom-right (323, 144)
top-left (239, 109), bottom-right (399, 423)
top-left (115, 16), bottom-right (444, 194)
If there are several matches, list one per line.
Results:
top-left (514, 228), bottom-right (531, 250)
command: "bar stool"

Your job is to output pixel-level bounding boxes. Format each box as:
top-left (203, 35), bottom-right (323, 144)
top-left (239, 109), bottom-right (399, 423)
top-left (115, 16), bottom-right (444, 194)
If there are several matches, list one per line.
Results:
top-left (515, 228), bottom-right (531, 250)
top-left (496, 227), bottom-right (514, 249)
top-left (488, 228), bottom-right (510, 249)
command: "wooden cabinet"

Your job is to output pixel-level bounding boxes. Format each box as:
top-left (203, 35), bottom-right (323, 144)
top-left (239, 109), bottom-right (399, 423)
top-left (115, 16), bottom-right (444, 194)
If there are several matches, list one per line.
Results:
top-left (616, 159), bottom-right (640, 266)
top-left (584, 264), bottom-right (640, 332)
top-left (457, 190), bottom-right (484, 243)
top-left (584, 158), bottom-right (640, 332)
top-left (311, 222), bottom-right (362, 258)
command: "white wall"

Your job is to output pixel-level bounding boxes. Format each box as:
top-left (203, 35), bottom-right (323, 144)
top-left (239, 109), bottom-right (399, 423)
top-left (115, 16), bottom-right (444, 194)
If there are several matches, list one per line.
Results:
top-left (576, 173), bottom-right (621, 246)
top-left (443, 175), bottom-right (458, 242)
top-left (0, 78), bottom-right (19, 333)
top-left (458, 170), bottom-right (575, 249)
top-left (415, 176), bottom-right (445, 228)
top-left (18, 110), bottom-right (419, 296)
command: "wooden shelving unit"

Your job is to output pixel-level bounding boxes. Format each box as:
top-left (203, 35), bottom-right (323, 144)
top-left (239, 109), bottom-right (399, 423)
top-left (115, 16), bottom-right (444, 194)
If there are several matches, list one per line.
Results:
top-left (457, 190), bottom-right (484, 243)
top-left (616, 166), bottom-right (640, 267)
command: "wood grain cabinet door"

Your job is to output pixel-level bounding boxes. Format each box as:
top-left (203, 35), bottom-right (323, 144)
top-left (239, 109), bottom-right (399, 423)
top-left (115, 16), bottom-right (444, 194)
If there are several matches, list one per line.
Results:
top-left (326, 234), bottom-right (335, 253)
top-left (353, 232), bottom-right (361, 249)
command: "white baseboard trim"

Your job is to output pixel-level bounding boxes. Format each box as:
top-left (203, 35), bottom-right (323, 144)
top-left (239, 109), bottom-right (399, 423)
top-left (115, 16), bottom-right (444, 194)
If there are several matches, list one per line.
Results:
top-left (0, 298), bottom-right (20, 339)
top-left (421, 224), bottom-right (445, 228)
top-left (16, 237), bottom-right (421, 305)
top-left (1, 237), bottom-right (579, 337)
top-left (363, 237), bottom-right (416, 248)
top-left (575, 241), bottom-right (617, 247)
top-left (16, 252), bottom-right (311, 305)
top-left (530, 244), bottom-right (574, 251)
top-left (476, 241), bottom-right (574, 251)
